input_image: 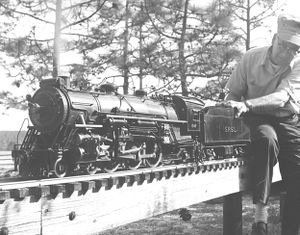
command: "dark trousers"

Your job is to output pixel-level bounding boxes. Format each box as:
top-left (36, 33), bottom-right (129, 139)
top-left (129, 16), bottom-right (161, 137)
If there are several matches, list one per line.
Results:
top-left (280, 160), bottom-right (300, 235)
top-left (245, 114), bottom-right (300, 235)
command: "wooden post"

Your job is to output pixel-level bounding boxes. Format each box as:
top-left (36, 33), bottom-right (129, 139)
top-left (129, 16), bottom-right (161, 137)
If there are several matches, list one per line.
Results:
top-left (223, 192), bottom-right (242, 235)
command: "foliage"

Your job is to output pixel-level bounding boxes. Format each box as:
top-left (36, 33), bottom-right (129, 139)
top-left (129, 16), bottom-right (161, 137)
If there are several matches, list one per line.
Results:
top-left (0, 0), bottom-right (280, 109)
top-left (226, 0), bottom-right (279, 50)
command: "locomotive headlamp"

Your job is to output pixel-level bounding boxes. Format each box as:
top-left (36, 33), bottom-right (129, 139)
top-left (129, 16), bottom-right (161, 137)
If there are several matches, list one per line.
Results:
top-left (26, 94), bottom-right (41, 109)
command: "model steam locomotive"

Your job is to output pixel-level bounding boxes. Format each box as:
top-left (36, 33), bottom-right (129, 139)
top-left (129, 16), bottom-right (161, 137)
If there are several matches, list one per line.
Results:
top-left (12, 77), bottom-right (250, 177)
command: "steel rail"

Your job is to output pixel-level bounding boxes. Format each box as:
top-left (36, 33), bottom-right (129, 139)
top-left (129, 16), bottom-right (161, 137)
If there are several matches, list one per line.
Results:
top-left (0, 157), bottom-right (245, 192)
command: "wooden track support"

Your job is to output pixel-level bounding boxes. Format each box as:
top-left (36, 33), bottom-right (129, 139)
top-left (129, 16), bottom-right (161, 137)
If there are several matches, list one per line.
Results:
top-left (0, 160), bottom-right (282, 235)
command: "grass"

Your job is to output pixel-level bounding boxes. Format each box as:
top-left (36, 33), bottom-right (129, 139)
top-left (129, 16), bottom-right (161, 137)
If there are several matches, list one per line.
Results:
top-left (98, 183), bottom-right (283, 235)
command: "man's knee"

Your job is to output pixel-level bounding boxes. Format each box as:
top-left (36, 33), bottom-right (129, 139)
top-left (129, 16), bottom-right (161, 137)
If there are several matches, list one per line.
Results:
top-left (251, 136), bottom-right (279, 156)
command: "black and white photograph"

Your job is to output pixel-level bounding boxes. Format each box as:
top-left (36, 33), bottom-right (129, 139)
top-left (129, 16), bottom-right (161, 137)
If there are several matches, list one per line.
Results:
top-left (0, 0), bottom-right (300, 234)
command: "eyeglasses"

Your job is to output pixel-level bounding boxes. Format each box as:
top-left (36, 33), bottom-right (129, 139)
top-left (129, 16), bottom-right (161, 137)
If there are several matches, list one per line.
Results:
top-left (277, 37), bottom-right (300, 55)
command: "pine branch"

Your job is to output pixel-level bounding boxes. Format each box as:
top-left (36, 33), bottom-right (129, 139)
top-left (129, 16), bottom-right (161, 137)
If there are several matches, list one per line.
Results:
top-left (61, 0), bottom-right (107, 31)
top-left (0, 2), bottom-right (54, 24)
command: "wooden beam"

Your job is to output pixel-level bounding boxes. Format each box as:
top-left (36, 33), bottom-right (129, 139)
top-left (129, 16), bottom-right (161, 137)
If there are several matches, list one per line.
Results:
top-left (0, 161), bottom-right (282, 235)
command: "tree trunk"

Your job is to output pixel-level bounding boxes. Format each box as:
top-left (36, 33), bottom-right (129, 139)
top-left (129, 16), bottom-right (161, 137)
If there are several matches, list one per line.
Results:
top-left (179, 0), bottom-right (189, 96)
top-left (53, 0), bottom-right (62, 78)
top-left (139, 8), bottom-right (143, 90)
top-left (246, 0), bottom-right (251, 51)
top-left (123, 0), bottom-right (130, 94)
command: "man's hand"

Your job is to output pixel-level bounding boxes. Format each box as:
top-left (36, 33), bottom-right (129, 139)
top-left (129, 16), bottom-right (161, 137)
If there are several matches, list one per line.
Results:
top-left (217, 100), bottom-right (250, 118)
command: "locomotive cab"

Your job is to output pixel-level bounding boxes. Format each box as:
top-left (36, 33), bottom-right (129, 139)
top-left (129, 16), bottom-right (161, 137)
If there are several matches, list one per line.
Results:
top-left (172, 95), bottom-right (205, 135)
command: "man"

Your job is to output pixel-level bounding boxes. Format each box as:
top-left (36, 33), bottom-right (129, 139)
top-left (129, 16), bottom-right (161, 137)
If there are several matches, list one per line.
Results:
top-left (220, 14), bottom-right (300, 235)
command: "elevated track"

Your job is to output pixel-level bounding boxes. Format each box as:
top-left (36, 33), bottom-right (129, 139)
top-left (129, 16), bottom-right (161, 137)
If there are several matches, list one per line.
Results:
top-left (0, 153), bottom-right (282, 235)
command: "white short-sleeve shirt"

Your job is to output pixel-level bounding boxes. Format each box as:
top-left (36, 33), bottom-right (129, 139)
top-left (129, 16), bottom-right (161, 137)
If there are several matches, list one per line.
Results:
top-left (226, 46), bottom-right (300, 117)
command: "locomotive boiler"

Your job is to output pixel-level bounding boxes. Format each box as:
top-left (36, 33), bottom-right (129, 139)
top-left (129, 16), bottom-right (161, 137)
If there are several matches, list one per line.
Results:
top-left (12, 77), bottom-right (250, 178)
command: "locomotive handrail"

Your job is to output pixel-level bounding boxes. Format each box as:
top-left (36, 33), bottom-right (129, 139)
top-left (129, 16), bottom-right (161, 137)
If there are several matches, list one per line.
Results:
top-left (116, 93), bottom-right (137, 112)
top-left (16, 118), bottom-right (30, 146)
top-left (106, 114), bottom-right (188, 124)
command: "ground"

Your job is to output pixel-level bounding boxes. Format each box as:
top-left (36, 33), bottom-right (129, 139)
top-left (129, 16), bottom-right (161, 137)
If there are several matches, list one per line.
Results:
top-left (98, 184), bottom-right (283, 235)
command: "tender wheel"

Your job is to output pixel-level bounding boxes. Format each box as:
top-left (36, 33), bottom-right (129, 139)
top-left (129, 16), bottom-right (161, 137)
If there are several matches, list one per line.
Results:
top-left (54, 158), bottom-right (69, 178)
top-left (86, 163), bottom-right (98, 175)
top-left (145, 142), bottom-right (162, 168)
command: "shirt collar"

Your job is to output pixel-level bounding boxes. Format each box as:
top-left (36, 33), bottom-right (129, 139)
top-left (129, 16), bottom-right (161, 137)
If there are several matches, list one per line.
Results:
top-left (264, 45), bottom-right (300, 68)
top-left (260, 46), bottom-right (272, 66)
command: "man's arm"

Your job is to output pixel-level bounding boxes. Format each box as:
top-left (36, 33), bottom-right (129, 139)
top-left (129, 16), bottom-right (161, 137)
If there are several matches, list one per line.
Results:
top-left (243, 90), bottom-right (290, 113)
top-left (222, 89), bottom-right (290, 118)
top-left (246, 59), bottom-right (300, 114)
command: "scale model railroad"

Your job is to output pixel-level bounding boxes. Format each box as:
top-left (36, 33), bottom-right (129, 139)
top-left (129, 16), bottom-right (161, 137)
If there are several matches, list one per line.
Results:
top-left (11, 76), bottom-right (250, 178)
top-left (0, 158), bottom-right (245, 201)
